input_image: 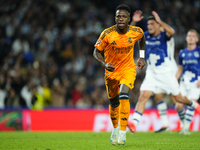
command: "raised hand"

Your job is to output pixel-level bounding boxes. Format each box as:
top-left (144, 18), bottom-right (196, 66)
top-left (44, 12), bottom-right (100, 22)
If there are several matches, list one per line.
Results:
top-left (152, 11), bottom-right (161, 23)
top-left (132, 10), bottom-right (144, 22)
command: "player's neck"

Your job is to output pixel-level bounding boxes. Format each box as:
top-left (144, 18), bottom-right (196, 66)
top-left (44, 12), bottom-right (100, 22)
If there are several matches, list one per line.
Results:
top-left (117, 27), bottom-right (128, 34)
top-left (187, 44), bottom-right (196, 51)
top-left (152, 30), bottom-right (160, 37)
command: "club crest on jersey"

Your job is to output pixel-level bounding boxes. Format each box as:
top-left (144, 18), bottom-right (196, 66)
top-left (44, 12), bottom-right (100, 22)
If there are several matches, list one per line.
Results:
top-left (157, 35), bottom-right (161, 39)
top-left (111, 41), bottom-right (117, 45)
top-left (194, 51), bottom-right (199, 57)
top-left (182, 53), bottom-right (185, 57)
top-left (96, 39), bottom-right (102, 46)
top-left (128, 38), bottom-right (132, 43)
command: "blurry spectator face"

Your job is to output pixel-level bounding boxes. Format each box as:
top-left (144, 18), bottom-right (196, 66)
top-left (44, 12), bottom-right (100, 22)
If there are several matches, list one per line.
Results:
top-left (186, 31), bottom-right (199, 45)
top-left (115, 10), bottom-right (130, 30)
top-left (147, 20), bottom-right (160, 35)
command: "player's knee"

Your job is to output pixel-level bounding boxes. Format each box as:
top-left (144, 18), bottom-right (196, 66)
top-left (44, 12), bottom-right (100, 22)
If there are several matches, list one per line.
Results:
top-left (175, 102), bottom-right (184, 111)
top-left (174, 94), bottom-right (183, 103)
top-left (109, 95), bottom-right (120, 107)
top-left (138, 91), bottom-right (151, 103)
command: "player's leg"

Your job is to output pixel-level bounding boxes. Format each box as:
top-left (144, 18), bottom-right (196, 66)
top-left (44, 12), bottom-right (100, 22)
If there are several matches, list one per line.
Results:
top-left (175, 102), bottom-right (185, 131)
top-left (118, 84), bottom-right (131, 145)
top-left (165, 73), bottom-right (200, 114)
top-left (178, 87), bottom-right (200, 135)
top-left (154, 93), bottom-right (169, 132)
top-left (127, 90), bottom-right (153, 133)
top-left (173, 93), bottom-right (200, 113)
top-left (117, 69), bottom-right (136, 145)
top-left (105, 77), bottom-right (120, 145)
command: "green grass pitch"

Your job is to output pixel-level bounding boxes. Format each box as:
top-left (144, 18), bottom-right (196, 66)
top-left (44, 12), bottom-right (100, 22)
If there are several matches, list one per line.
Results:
top-left (0, 131), bottom-right (200, 150)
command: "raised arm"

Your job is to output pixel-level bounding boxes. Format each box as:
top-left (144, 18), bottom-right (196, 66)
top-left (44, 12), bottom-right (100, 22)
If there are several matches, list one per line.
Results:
top-left (93, 48), bottom-right (116, 72)
top-left (152, 11), bottom-right (175, 37)
top-left (130, 10), bottom-right (144, 26)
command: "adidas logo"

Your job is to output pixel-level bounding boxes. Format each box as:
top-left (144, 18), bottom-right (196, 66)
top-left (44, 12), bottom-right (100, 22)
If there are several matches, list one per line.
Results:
top-left (111, 41), bottom-right (117, 45)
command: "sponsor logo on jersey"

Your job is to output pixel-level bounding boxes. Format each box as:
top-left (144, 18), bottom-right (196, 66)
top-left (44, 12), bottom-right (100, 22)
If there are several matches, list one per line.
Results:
top-left (146, 41), bottom-right (161, 45)
top-left (183, 60), bottom-right (198, 64)
top-left (112, 46), bottom-right (133, 54)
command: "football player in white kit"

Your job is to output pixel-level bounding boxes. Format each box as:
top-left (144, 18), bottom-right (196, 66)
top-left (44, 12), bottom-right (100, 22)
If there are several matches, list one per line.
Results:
top-left (127, 10), bottom-right (200, 133)
top-left (175, 29), bottom-right (200, 135)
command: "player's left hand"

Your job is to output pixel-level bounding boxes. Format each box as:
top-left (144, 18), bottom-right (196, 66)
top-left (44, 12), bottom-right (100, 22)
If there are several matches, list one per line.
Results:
top-left (137, 58), bottom-right (146, 69)
top-left (197, 80), bottom-right (200, 87)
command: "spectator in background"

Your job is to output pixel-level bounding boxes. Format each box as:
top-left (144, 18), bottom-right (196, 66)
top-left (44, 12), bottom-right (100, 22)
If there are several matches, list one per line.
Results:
top-left (51, 78), bottom-right (66, 107)
top-left (0, 0), bottom-right (199, 109)
top-left (31, 84), bottom-right (44, 110)
top-left (12, 35), bottom-right (30, 56)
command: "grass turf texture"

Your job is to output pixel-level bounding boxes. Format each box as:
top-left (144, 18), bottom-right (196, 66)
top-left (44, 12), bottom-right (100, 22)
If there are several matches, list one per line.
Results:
top-left (0, 132), bottom-right (200, 150)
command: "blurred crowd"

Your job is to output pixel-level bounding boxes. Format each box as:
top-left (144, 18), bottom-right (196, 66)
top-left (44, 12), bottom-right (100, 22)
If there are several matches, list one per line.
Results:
top-left (0, 0), bottom-right (200, 109)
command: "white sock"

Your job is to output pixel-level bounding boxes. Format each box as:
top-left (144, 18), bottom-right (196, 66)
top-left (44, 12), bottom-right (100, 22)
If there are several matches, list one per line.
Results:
top-left (157, 100), bottom-right (168, 127)
top-left (132, 111), bottom-right (142, 126)
top-left (177, 108), bottom-right (185, 126)
top-left (189, 100), bottom-right (198, 109)
top-left (184, 106), bottom-right (194, 130)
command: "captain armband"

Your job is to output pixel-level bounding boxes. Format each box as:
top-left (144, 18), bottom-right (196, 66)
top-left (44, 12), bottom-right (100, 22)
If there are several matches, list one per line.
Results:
top-left (139, 50), bottom-right (145, 58)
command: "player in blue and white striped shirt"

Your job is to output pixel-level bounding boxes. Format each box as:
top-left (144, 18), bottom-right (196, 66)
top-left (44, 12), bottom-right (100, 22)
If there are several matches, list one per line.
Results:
top-left (127, 11), bottom-right (200, 133)
top-left (175, 29), bottom-right (200, 135)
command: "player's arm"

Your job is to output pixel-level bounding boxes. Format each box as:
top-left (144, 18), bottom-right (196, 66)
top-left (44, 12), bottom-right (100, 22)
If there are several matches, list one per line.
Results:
top-left (152, 11), bottom-right (175, 38)
top-left (93, 48), bottom-right (116, 72)
top-left (137, 35), bottom-right (146, 69)
top-left (175, 65), bottom-right (183, 79)
top-left (130, 10), bottom-right (143, 26)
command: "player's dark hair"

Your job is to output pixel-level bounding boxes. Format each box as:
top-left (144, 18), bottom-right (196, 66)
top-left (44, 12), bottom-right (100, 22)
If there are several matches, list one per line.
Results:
top-left (115, 4), bottom-right (131, 15)
top-left (147, 15), bottom-right (156, 22)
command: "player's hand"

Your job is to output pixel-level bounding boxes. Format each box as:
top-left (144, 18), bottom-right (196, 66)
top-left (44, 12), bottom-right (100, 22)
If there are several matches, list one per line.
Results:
top-left (132, 10), bottom-right (144, 22)
top-left (104, 63), bottom-right (116, 72)
top-left (152, 11), bottom-right (161, 23)
top-left (137, 58), bottom-right (146, 69)
top-left (197, 80), bottom-right (200, 87)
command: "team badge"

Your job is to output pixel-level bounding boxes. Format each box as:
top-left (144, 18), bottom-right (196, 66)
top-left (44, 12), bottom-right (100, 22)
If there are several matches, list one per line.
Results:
top-left (128, 37), bottom-right (132, 43)
top-left (182, 53), bottom-right (185, 57)
top-left (96, 39), bottom-right (102, 46)
top-left (194, 51), bottom-right (199, 57)
top-left (157, 35), bottom-right (161, 39)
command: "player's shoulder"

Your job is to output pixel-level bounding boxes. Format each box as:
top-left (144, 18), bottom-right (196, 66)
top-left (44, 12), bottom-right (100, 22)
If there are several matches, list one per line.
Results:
top-left (129, 25), bottom-right (143, 33)
top-left (196, 46), bottom-right (200, 51)
top-left (100, 25), bottom-right (115, 40)
top-left (179, 47), bottom-right (187, 54)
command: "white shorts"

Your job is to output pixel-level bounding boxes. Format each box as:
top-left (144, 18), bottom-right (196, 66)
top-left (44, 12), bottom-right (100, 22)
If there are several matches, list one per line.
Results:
top-left (140, 71), bottom-right (180, 96)
top-left (180, 81), bottom-right (200, 100)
